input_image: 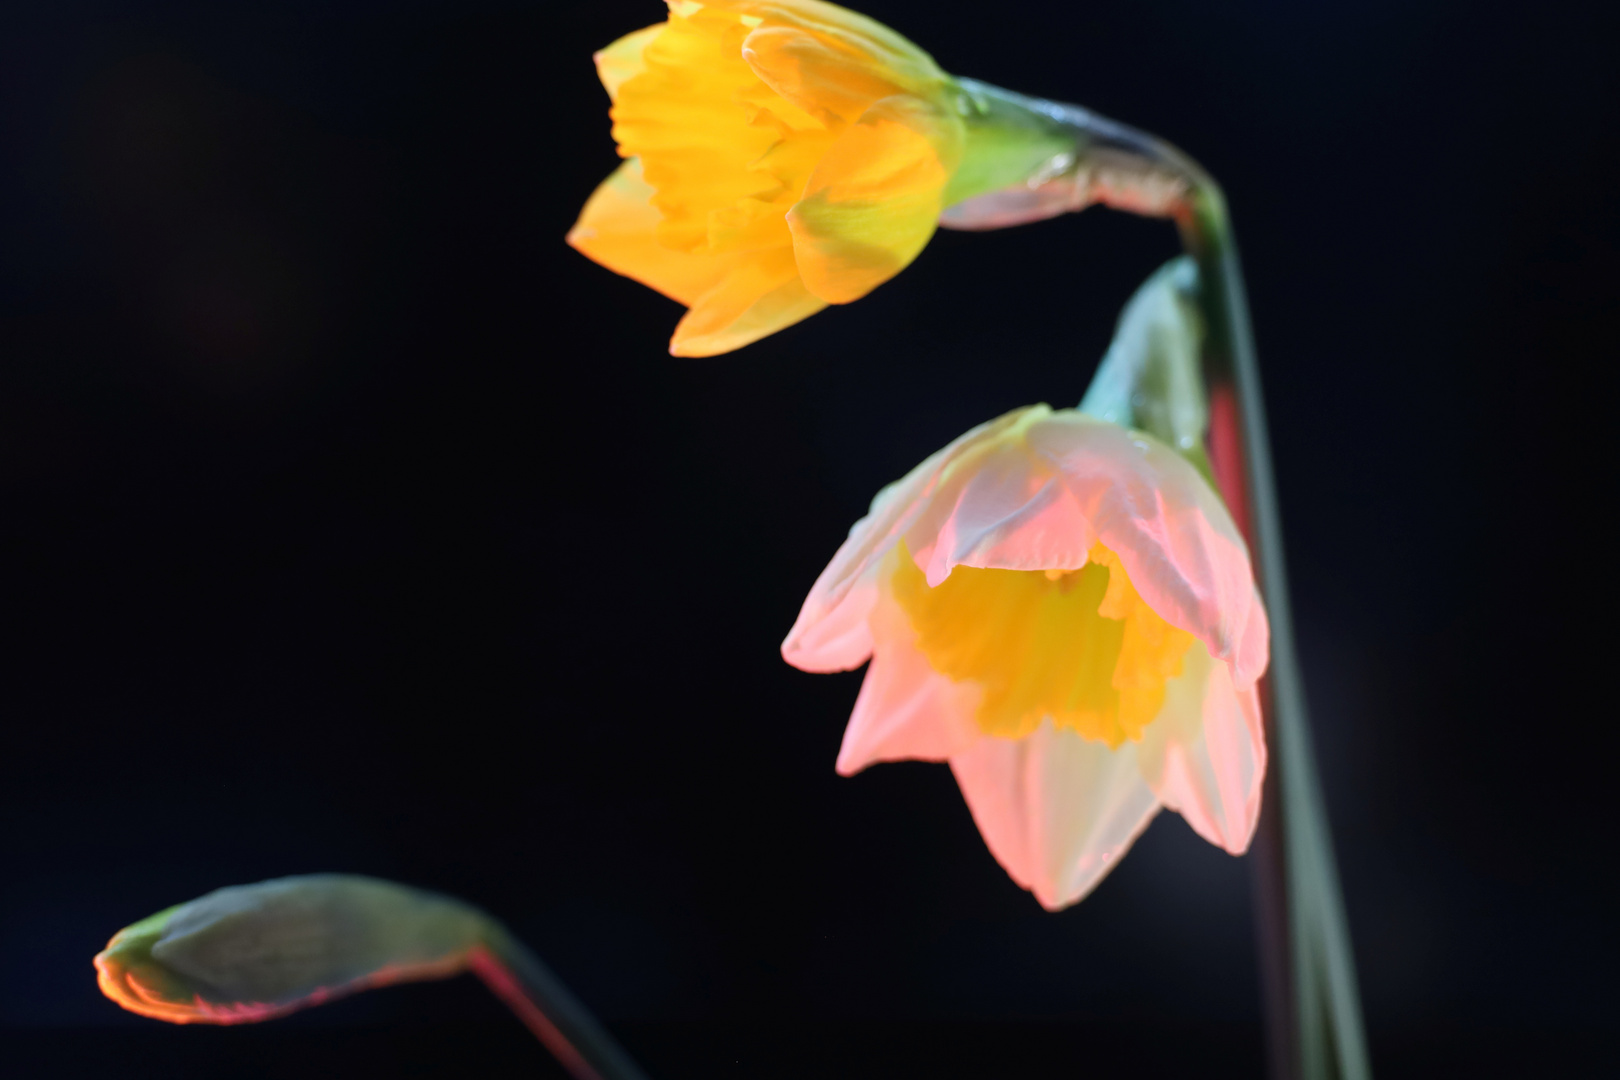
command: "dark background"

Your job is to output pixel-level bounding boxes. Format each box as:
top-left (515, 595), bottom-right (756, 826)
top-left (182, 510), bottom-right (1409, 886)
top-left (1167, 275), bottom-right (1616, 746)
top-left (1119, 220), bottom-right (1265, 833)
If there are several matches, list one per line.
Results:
top-left (2, 1), bottom-right (1615, 1076)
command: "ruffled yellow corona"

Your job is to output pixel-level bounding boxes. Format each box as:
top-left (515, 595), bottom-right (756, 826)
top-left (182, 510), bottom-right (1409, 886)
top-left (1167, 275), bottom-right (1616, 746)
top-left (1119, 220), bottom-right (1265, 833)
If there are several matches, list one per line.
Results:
top-left (568, 0), bottom-right (969, 356)
top-left (892, 540), bottom-right (1195, 749)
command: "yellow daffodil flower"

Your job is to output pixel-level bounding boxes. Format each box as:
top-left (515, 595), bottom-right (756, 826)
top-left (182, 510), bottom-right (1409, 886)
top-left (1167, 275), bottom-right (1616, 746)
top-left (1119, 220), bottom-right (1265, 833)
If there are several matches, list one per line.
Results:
top-left (568, 0), bottom-right (1069, 356)
top-left (782, 405), bottom-right (1270, 909)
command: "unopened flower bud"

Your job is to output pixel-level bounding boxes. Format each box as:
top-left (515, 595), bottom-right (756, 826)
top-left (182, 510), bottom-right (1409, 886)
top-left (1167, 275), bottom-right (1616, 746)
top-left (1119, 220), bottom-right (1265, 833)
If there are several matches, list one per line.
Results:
top-left (94, 874), bottom-right (487, 1024)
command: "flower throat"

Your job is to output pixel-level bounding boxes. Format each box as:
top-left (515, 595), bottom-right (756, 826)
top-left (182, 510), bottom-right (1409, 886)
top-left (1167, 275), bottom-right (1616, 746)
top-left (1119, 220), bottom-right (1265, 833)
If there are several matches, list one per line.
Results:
top-left (890, 541), bottom-right (1195, 748)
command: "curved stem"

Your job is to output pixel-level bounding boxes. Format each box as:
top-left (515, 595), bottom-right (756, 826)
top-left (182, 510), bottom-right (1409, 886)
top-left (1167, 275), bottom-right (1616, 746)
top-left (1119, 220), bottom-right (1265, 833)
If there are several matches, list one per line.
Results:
top-left (945, 80), bottom-right (1215, 231)
top-left (475, 928), bottom-right (652, 1080)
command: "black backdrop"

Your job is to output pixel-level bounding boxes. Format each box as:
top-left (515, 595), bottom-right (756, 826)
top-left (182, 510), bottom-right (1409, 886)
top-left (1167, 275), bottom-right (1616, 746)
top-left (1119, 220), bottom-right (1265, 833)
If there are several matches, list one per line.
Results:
top-left (2, 2), bottom-right (1615, 1077)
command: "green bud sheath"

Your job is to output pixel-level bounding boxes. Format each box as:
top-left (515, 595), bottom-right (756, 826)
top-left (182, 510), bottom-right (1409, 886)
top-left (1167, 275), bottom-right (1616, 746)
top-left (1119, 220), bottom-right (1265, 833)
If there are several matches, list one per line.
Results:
top-left (1078, 256), bottom-right (1215, 483)
top-left (95, 875), bottom-right (487, 1024)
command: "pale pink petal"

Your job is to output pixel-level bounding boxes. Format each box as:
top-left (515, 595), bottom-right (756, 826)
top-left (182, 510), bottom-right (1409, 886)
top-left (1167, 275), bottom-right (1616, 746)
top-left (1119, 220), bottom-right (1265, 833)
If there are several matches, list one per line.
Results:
top-left (781, 407), bottom-right (1036, 672)
top-left (1232, 584), bottom-right (1271, 691)
top-left (1020, 413), bottom-right (1268, 687)
top-left (949, 722), bottom-right (1162, 910)
top-left (911, 446), bottom-right (1095, 587)
top-left (1138, 643), bottom-right (1267, 853)
top-left (885, 411), bottom-right (1264, 686)
top-left (835, 594), bottom-right (983, 775)
top-left (778, 574), bottom-right (879, 673)
top-left (787, 404), bottom-right (1267, 690)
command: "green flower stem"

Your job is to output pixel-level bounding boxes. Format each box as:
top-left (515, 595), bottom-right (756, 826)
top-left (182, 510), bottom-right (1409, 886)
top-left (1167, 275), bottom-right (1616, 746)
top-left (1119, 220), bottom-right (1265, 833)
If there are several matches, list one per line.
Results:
top-left (1186, 192), bottom-right (1372, 1080)
top-left (946, 90), bottom-right (1373, 1080)
top-left (474, 924), bottom-right (653, 1080)
top-left (944, 80), bottom-right (1210, 232)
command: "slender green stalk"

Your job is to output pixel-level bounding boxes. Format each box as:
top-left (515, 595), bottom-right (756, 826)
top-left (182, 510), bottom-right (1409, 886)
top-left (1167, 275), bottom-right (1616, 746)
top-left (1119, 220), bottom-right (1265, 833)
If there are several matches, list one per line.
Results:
top-left (1185, 192), bottom-right (1372, 1080)
top-left (475, 927), bottom-right (653, 1080)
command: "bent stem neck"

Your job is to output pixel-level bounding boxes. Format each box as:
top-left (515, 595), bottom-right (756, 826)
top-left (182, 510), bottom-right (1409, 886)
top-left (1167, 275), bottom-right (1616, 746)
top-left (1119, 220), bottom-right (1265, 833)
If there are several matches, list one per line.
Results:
top-left (944, 79), bottom-right (1212, 230)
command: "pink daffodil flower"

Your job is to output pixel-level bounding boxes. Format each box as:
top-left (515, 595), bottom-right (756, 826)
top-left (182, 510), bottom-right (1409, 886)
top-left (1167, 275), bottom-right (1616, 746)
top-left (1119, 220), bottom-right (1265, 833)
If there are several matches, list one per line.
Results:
top-left (783, 405), bottom-right (1269, 909)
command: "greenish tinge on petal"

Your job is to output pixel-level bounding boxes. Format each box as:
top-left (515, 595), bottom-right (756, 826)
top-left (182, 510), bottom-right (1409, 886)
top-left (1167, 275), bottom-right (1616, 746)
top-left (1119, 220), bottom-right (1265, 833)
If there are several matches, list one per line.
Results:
top-left (1078, 256), bottom-right (1211, 479)
top-left (95, 875), bottom-right (488, 1023)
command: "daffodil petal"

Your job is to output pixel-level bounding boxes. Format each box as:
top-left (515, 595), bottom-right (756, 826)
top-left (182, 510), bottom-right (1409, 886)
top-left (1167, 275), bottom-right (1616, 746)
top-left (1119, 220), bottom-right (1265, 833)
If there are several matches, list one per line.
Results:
top-left (567, 159), bottom-right (734, 307)
top-left (834, 589), bottom-right (983, 775)
top-left (787, 94), bottom-right (960, 304)
top-left (612, 5), bottom-right (784, 254)
top-left (1138, 643), bottom-right (1266, 854)
top-left (594, 24), bottom-right (665, 103)
top-left (1234, 584), bottom-right (1270, 691)
top-left (1023, 412), bottom-right (1269, 687)
top-left (781, 572), bottom-right (877, 672)
top-left (909, 443), bottom-right (1096, 585)
top-left (670, 245), bottom-right (826, 356)
top-left (705, 0), bottom-right (947, 97)
top-left (787, 404), bottom-right (1268, 687)
top-left (868, 407), bottom-right (1092, 584)
top-left (742, 24), bottom-right (913, 125)
top-left (584, 1), bottom-right (961, 351)
top-left (949, 721), bottom-right (1162, 910)
top-left (780, 408), bottom-right (1031, 672)
top-left (901, 407), bottom-right (1264, 686)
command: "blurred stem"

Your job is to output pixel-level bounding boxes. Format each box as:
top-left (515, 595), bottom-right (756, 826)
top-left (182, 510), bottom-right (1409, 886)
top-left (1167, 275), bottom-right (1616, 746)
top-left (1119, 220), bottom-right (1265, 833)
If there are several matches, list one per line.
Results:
top-left (1180, 182), bottom-right (1372, 1080)
top-left (946, 89), bottom-right (1373, 1080)
top-left (476, 926), bottom-right (652, 1080)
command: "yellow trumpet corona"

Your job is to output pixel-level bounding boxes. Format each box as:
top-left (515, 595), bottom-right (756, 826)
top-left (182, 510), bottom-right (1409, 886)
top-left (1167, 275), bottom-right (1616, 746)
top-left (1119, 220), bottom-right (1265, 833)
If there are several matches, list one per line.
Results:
top-left (569, 0), bottom-right (997, 356)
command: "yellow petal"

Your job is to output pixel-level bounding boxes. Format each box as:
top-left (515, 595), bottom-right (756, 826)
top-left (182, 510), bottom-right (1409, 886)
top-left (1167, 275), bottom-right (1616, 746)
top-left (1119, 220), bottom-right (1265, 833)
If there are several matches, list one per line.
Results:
top-left (706, 193), bottom-right (798, 254)
top-left (699, 116), bottom-right (835, 255)
top-left (704, 0), bottom-right (947, 99)
top-left (741, 24), bottom-right (914, 125)
top-left (786, 94), bottom-right (961, 304)
top-left (593, 24), bottom-right (665, 103)
top-left (671, 245), bottom-right (826, 356)
top-left (611, 6), bottom-right (783, 253)
top-left (567, 159), bottom-right (733, 307)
